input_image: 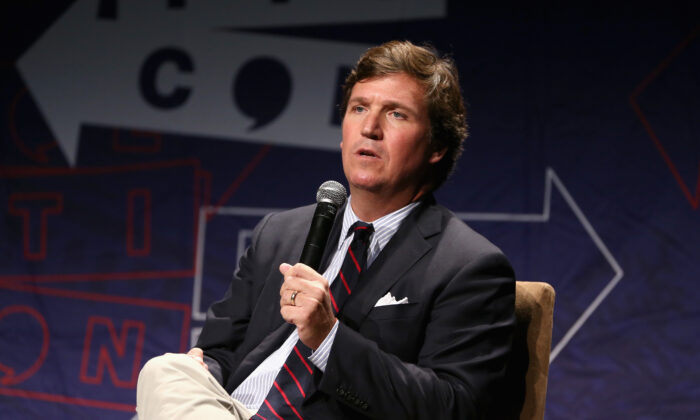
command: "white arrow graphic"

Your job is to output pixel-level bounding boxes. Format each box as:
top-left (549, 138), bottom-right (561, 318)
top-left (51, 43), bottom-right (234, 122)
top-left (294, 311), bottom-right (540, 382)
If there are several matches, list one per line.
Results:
top-left (188, 168), bottom-right (624, 360)
top-left (455, 168), bottom-right (624, 362)
top-left (17, 0), bottom-right (445, 166)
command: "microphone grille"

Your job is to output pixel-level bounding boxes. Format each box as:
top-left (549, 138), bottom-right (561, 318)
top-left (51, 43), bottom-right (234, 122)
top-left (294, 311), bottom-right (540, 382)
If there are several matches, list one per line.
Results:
top-left (316, 180), bottom-right (347, 208)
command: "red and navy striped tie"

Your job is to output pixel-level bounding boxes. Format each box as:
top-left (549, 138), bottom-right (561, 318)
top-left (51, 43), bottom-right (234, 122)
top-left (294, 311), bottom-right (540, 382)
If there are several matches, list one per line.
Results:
top-left (253, 221), bottom-right (374, 420)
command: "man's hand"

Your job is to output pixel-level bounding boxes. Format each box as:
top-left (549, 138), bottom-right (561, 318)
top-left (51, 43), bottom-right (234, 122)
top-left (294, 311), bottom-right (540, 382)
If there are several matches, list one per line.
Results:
top-left (186, 347), bottom-right (208, 370)
top-left (279, 263), bottom-right (337, 350)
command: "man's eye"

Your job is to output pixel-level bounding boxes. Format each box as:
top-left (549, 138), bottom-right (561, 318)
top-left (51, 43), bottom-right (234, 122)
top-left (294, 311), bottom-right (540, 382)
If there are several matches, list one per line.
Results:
top-left (353, 106), bottom-right (366, 113)
top-left (390, 111), bottom-right (405, 119)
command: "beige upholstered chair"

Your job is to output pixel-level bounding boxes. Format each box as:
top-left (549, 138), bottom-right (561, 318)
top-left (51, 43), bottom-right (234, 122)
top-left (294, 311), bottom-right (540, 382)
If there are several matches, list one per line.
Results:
top-left (516, 281), bottom-right (555, 419)
top-left (495, 281), bottom-right (556, 420)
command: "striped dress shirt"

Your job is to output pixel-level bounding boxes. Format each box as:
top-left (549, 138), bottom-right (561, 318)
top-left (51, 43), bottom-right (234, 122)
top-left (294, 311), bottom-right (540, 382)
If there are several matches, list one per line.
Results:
top-left (231, 197), bottom-right (420, 413)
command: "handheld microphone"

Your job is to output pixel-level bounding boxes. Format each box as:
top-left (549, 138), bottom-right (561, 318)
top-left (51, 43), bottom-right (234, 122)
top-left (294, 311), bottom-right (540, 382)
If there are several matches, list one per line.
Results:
top-left (300, 180), bottom-right (347, 270)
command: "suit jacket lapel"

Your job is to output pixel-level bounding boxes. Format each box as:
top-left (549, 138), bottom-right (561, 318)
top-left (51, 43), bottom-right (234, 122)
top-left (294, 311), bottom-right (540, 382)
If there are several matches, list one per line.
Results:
top-left (341, 197), bottom-right (443, 329)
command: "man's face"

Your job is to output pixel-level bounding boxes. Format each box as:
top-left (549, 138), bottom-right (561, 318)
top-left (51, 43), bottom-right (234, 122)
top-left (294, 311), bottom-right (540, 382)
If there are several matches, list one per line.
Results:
top-left (341, 72), bottom-right (444, 200)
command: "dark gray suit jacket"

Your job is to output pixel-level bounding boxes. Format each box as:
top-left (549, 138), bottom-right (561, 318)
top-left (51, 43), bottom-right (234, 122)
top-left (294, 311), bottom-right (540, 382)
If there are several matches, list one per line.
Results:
top-left (197, 196), bottom-right (515, 419)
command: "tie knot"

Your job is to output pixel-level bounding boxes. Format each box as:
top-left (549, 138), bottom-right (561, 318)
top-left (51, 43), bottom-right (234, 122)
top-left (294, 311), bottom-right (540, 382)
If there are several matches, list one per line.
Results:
top-left (350, 221), bottom-right (374, 244)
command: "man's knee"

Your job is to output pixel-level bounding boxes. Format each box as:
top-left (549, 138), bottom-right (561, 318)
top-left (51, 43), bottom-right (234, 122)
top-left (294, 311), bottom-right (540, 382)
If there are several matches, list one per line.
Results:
top-left (137, 353), bottom-right (243, 419)
top-left (141, 353), bottom-right (170, 375)
top-left (139, 353), bottom-right (187, 385)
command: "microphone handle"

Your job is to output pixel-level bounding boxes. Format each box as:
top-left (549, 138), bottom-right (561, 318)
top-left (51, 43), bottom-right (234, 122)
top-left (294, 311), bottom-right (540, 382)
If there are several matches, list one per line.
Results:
top-left (300, 202), bottom-right (338, 270)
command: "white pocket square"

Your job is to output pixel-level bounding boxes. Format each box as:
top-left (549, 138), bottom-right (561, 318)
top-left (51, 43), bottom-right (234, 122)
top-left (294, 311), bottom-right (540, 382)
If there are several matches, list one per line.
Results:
top-left (374, 292), bottom-right (409, 307)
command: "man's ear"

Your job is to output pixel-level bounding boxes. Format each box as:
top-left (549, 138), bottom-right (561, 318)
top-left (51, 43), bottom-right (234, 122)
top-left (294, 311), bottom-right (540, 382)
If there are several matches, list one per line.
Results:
top-left (429, 146), bottom-right (447, 164)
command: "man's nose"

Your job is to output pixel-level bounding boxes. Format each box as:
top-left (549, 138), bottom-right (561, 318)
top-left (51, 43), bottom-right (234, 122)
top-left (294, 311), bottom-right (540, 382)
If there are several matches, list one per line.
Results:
top-left (360, 112), bottom-right (383, 140)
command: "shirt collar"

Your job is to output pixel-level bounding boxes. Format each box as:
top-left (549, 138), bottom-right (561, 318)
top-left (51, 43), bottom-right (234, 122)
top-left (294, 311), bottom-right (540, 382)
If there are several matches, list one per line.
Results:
top-left (338, 195), bottom-right (420, 253)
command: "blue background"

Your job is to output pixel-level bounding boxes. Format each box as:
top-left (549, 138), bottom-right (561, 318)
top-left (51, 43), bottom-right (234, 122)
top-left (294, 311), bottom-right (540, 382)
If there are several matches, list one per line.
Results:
top-left (1, 1), bottom-right (699, 418)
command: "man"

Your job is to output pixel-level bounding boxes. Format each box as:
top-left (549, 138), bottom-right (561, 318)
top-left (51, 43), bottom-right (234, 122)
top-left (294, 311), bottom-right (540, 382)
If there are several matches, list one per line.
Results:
top-left (137, 40), bottom-right (515, 419)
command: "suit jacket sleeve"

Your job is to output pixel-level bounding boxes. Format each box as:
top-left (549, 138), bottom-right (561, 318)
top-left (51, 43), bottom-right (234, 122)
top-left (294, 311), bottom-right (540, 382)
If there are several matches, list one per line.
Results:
top-left (195, 205), bottom-right (319, 387)
top-left (195, 212), bottom-right (274, 385)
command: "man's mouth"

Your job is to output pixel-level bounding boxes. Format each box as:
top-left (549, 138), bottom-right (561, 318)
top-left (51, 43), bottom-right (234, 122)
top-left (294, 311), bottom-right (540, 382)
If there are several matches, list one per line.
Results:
top-left (357, 148), bottom-right (379, 158)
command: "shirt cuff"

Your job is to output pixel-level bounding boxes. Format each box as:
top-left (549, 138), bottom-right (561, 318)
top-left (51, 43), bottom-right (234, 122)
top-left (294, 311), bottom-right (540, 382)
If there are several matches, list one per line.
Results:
top-left (308, 319), bottom-right (339, 372)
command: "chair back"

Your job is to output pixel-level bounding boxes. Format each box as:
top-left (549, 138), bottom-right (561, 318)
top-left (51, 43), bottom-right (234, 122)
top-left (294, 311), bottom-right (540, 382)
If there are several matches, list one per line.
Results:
top-left (495, 281), bottom-right (555, 420)
top-left (516, 281), bottom-right (555, 420)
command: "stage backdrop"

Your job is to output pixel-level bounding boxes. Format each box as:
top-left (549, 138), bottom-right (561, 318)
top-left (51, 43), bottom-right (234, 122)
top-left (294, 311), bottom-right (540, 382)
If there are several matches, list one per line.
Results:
top-left (1, 1), bottom-right (699, 418)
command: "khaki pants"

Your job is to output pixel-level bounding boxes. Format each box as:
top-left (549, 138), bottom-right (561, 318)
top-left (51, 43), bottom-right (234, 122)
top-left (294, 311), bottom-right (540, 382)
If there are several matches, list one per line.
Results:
top-left (136, 353), bottom-right (253, 420)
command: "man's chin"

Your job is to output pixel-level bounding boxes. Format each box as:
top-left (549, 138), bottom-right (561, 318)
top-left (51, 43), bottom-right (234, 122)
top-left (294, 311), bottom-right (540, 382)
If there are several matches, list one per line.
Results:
top-left (348, 179), bottom-right (384, 194)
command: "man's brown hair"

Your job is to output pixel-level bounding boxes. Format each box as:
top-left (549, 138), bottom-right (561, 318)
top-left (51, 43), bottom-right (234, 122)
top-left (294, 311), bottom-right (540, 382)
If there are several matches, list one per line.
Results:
top-left (340, 40), bottom-right (468, 189)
